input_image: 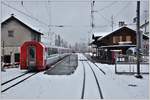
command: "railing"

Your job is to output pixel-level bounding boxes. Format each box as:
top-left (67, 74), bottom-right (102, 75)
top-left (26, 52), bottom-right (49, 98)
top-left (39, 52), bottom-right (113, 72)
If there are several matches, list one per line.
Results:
top-left (116, 55), bottom-right (149, 63)
top-left (115, 55), bottom-right (149, 74)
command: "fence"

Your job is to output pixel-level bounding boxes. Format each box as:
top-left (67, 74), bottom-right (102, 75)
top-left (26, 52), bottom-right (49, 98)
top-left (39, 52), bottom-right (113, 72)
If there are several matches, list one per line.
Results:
top-left (115, 55), bottom-right (149, 74)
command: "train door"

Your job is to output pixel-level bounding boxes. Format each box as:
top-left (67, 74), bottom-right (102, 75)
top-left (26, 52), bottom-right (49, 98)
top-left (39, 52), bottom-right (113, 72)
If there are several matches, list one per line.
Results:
top-left (28, 46), bottom-right (36, 70)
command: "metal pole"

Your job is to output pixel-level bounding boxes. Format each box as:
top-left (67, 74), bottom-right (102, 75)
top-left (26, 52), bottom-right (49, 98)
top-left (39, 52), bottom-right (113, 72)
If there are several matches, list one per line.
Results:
top-left (136, 1), bottom-right (142, 78)
top-left (91, 0), bottom-right (95, 30)
top-left (111, 15), bottom-right (114, 31)
top-left (1, 41), bottom-right (5, 71)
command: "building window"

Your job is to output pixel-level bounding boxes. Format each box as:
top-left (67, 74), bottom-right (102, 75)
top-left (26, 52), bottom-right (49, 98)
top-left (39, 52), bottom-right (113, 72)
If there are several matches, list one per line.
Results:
top-left (126, 35), bottom-right (131, 41)
top-left (31, 34), bottom-right (37, 41)
top-left (4, 55), bottom-right (11, 63)
top-left (8, 30), bottom-right (14, 37)
top-left (113, 36), bottom-right (122, 44)
top-left (37, 35), bottom-right (40, 42)
top-left (113, 36), bottom-right (117, 43)
top-left (14, 53), bottom-right (20, 62)
top-left (119, 36), bottom-right (122, 42)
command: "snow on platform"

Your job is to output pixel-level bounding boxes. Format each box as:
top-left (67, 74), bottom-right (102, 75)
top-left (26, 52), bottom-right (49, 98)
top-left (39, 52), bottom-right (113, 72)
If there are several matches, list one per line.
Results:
top-left (44, 54), bottom-right (78, 75)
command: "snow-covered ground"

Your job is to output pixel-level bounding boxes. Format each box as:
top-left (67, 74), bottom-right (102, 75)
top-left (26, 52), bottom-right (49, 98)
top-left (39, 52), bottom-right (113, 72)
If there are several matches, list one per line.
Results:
top-left (1, 53), bottom-right (149, 99)
top-left (1, 68), bottom-right (27, 83)
top-left (95, 63), bottom-right (149, 99)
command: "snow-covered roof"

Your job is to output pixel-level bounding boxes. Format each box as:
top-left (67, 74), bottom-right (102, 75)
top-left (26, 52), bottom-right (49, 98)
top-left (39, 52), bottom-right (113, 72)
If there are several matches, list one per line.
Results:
top-left (93, 25), bottom-right (136, 38)
top-left (2, 15), bottom-right (43, 35)
top-left (93, 32), bottom-right (109, 37)
top-left (97, 26), bottom-right (136, 41)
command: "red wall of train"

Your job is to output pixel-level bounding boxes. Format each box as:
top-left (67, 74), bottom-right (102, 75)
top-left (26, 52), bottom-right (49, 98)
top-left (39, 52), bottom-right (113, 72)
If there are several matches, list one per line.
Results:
top-left (20, 41), bottom-right (46, 70)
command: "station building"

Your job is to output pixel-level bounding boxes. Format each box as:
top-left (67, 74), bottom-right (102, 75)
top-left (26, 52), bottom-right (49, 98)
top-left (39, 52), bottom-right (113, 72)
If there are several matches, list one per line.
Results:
top-left (90, 26), bottom-right (149, 64)
top-left (1, 14), bottom-right (43, 65)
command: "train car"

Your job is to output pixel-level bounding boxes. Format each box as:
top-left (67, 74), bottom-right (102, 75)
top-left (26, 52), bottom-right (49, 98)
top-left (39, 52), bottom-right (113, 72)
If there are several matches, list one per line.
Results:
top-left (20, 41), bottom-right (71, 71)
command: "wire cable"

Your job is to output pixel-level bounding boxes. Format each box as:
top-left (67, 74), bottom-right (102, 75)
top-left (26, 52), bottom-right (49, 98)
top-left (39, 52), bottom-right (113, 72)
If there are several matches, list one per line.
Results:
top-left (2, 1), bottom-right (49, 26)
top-left (98, 1), bottom-right (118, 12)
top-left (3, 0), bottom-right (148, 2)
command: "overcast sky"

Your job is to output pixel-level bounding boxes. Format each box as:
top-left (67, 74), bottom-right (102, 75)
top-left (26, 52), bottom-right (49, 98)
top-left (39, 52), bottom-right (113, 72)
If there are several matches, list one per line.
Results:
top-left (1, 0), bottom-right (149, 46)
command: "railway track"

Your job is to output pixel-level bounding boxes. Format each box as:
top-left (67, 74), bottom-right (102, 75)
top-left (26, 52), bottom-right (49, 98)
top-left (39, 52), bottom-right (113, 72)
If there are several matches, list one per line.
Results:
top-left (1, 71), bottom-right (29, 86)
top-left (79, 55), bottom-right (104, 99)
top-left (81, 61), bottom-right (86, 99)
top-left (1, 55), bottom-right (70, 93)
top-left (83, 53), bottom-right (106, 75)
top-left (1, 72), bottom-right (38, 93)
top-left (86, 61), bottom-right (104, 99)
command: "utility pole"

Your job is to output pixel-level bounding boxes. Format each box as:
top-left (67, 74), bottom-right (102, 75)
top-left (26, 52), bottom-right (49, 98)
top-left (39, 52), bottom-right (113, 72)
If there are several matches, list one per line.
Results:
top-left (1, 41), bottom-right (5, 71)
top-left (91, 0), bottom-right (95, 31)
top-left (48, 0), bottom-right (51, 46)
top-left (111, 15), bottom-right (114, 31)
top-left (89, 0), bottom-right (95, 53)
top-left (144, 10), bottom-right (148, 34)
top-left (135, 1), bottom-right (143, 78)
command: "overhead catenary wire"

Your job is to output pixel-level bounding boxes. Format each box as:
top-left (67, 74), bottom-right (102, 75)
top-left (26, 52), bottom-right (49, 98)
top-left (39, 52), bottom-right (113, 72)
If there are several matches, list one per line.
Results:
top-left (96, 12), bottom-right (111, 23)
top-left (20, 1), bottom-right (43, 27)
top-left (3, 0), bottom-right (149, 2)
top-left (114, 1), bottom-right (132, 17)
top-left (2, 0), bottom-right (142, 29)
top-left (2, 1), bottom-right (109, 29)
top-left (2, 1), bottom-right (49, 27)
top-left (98, 1), bottom-right (118, 11)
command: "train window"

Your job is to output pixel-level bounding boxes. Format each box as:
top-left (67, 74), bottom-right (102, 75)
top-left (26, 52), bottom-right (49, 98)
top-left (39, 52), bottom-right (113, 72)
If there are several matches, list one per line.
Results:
top-left (50, 48), bottom-right (57, 54)
top-left (46, 47), bottom-right (59, 58)
top-left (48, 48), bottom-right (51, 55)
top-left (29, 47), bottom-right (35, 61)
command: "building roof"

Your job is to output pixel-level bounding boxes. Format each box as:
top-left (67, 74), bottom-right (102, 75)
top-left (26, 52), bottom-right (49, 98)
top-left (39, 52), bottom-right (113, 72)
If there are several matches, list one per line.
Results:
top-left (97, 26), bottom-right (149, 41)
top-left (1, 15), bottom-right (43, 35)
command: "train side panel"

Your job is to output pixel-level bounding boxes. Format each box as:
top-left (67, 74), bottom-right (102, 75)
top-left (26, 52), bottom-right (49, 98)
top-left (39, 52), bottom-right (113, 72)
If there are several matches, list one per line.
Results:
top-left (36, 43), bottom-right (44, 71)
top-left (20, 43), bottom-right (28, 70)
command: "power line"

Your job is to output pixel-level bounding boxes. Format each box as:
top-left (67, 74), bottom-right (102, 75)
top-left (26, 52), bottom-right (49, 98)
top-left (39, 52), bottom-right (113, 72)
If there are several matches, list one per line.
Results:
top-left (98, 1), bottom-right (118, 11)
top-left (3, 0), bottom-right (149, 2)
top-left (114, 1), bottom-right (131, 17)
top-left (2, 1), bottom-right (49, 26)
top-left (96, 12), bottom-right (111, 23)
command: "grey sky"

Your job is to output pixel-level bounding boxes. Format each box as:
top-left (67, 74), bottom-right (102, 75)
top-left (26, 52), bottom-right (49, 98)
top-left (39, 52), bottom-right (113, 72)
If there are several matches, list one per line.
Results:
top-left (1, 0), bottom-right (149, 46)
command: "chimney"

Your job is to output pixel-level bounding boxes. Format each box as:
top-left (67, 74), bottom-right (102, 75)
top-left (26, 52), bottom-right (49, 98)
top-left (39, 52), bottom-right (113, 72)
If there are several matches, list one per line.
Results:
top-left (11, 13), bottom-right (14, 16)
top-left (119, 21), bottom-right (125, 27)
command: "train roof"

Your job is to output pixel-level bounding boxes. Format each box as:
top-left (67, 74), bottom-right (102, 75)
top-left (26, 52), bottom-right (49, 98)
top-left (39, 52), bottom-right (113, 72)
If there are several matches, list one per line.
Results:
top-left (44, 45), bottom-right (71, 50)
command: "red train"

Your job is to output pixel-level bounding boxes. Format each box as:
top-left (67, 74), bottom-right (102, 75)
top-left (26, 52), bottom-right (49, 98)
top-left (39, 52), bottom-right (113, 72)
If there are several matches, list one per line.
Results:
top-left (20, 41), bottom-right (71, 71)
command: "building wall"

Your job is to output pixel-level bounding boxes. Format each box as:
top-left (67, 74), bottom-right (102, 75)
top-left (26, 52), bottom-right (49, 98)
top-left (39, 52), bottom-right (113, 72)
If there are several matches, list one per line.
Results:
top-left (1, 19), bottom-right (40, 64)
top-left (1, 20), bottom-right (32, 47)
top-left (140, 22), bottom-right (149, 55)
top-left (99, 29), bottom-right (136, 46)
